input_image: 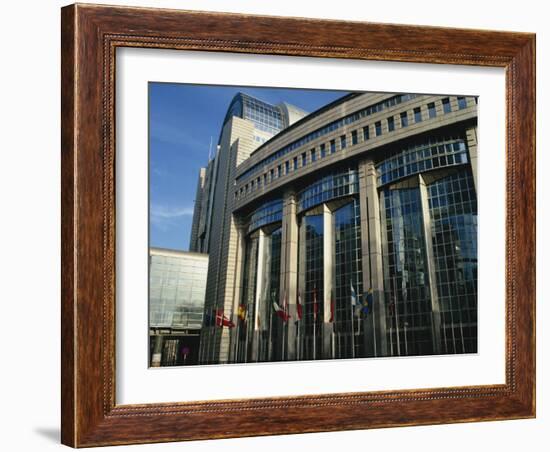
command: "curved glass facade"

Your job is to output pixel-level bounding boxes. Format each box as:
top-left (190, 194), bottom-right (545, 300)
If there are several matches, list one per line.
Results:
top-left (333, 200), bottom-right (364, 358)
top-left (248, 199), bottom-right (283, 233)
top-left (428, 171), bottom-right (478, 353)
top-left (298, 168), bottom-right (359, 213)
top-left (237, 93), bottom-right (418, 182)
top-left (376, 136), bottom-right (468, 187)
top-left (382, 187), bottom-right (435, 356)
top-left (378, 139), bottom-right (478, 356)
top-left (198, 89), bottom-right (478, 366)
top-left (300, 214), bottom-right (324, 360)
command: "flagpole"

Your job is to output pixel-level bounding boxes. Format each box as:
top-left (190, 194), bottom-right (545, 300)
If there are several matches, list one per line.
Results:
top-left (294, 289), bottom-right (301, 361)
top-left (389, 317), bottom-right (394, 356)
top-left (350, 280), bottom-right (356, 359)
top-left (402, 283), bottom-right (409, 356)
top-left (350, 295), bottom-right (355, 359)
top-left (244, 307), bottom-right (249, 363)
top-left (331, 291), bottom-right (335, 359)
top-left (281, 292), bottom-right (285, 361)
top-left (313, 318), bottom-right (316, 360)
top-left (313, 302), bottom-right (316, 361)
top-left (267, 296), bottom-right (273, 361)
top-left (393, 276), bottom-right (401, 356)
top-left (234, 319), bottom-right (239, 363)
top-left (371, 291), bottom-right (377, 357)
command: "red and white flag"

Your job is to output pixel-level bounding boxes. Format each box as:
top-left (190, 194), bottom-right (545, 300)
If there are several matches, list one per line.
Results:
top-left (296, 292), bottom-right (303, 321)
top-left (272, 297), bottom-right (290, 322)
top-left (215, 308), bottom-right (235, 328)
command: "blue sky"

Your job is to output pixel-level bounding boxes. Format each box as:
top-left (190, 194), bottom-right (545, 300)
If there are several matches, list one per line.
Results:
top-left (149, 83), bottom-right (349, 251)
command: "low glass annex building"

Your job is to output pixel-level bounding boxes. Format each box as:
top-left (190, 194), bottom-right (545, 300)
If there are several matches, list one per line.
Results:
top-left (193, 91), bottom-right (478, 364)
top-left (149, 248), bottom-right (208, 366)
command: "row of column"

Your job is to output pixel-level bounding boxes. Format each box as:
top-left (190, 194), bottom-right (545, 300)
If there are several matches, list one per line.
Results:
top-left (227, 159), bottom-right (389, 361)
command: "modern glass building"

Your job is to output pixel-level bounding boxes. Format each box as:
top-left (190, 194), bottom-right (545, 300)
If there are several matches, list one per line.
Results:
top-left (149, 248), bottom-right (208, 366)
top-left (193, 91), bottom-right (478, 364)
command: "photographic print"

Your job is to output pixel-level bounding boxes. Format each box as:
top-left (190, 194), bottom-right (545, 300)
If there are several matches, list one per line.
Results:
top-left (148, 84), bottom-right (478, 367)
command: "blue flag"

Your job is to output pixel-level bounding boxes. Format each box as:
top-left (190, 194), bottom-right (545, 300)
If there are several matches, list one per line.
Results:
top-left (361, 289), bottom-right (374, 316)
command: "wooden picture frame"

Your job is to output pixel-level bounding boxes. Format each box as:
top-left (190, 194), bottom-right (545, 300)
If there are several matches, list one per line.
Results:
top-left (61, 3), bottom-right (536, 447)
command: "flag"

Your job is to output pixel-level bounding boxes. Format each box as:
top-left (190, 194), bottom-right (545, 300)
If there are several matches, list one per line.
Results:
top-left (360, 288), bottom-right (374, 317)
top-left (203, 308), bottom-right (213, 326)
top-left (296, 292), bottom-right (303, 321)
top-left (350, 281), bottom-right (358, 306)
top-left (216, 308), bottom-right (235, 328)
top-left (273, 297), bottom-right (290, 322)
top-left (329, 292), bottom-right (335, 323)
top-left (313, 286), bottom-right (319, 321)
top-left (237, 304), bottom-right (247, 322)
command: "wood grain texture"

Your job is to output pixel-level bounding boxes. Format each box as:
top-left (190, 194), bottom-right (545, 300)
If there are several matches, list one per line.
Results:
top-left (60, 3), bottom-right (536, 447)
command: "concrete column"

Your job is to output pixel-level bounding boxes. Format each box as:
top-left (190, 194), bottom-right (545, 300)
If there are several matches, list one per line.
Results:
top-left (280, 191), bottom-right (299, 360)
top-left (466, 126), bottom-right (478, 191)
top-left (449, 96), bottom-right (460, 112)
top-left (228, 224), bottom-right (246, 363)
top-left (297, 216), bottom-right (307, 361)
top-left (359, 160), bottom-right (387, 357)
top-left (151, 334), bottom-right (163, 367)
top-left (322, 203), bottom-right (334, 359)
top-left (251, 229), bottom-right (266, 361)
top-left (418, 174), bottom-right (442, 354)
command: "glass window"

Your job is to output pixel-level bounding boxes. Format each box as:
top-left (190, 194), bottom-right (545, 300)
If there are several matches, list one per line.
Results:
top-left (457, 96), bottom-right (467, 109)
top-left (382, 187), bottom-right (434, 356)
top-left (301, 214), bottom-right (324, 360)
top-left (376, 137), bottom-right (469, 186)
top-left (293, 156), bottom-right (298, 170)
top-left (330, 139), bottom-right (336, 154)
top-left (235, 93), bottom-right (423, 184)
top-left (427, 170), bottom-right (478, 354)
top-left (387, 116), bottom-right (395, 132)
top-left (320, 143), bottom-right (326, 158)
top-left (311, 148), bottom-right (316, 162)
top-left (442, 97), bottom-right (451, 114)
top-left (269, 169), bottom-right (274, 181)
top-left (285, 160), bottom-right (290, 174)
top-left (277, 165), bottom-right (282, 177)
top-left (400, 111), bottom-right (408, 128)
top-left (363, 126), bottom-right (370, 140)
top-left (414, 107), bottom-right (422, 123)
top-left (340, 135), bottom-right (347, 149)
top-left (351, 130), bottom-right (358, 145)
top-left (298, 168), bottom-right (359, 212)
top-left (375, 121), bottom-right (382, 136)
top-left (302, 152), bottom-right (307, 166)
top-left (332, 199), bottom-right (363, 358)
top-left (428, 102), bottom-right (436, 118)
